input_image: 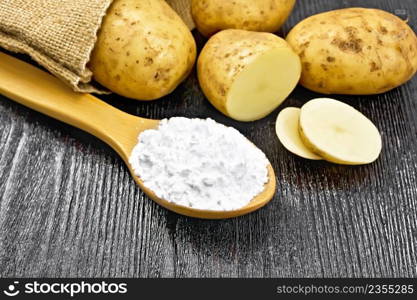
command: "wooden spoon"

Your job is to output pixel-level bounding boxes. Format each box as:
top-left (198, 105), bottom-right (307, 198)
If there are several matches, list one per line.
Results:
top-left (0, 52), bottom-right (276, 219)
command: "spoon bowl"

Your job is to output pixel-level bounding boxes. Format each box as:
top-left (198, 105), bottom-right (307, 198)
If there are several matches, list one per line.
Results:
top-left (0, 52), bottom-right (276, 219)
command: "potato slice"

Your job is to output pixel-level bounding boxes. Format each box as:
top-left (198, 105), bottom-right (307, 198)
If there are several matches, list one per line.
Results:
top-left (275, 107), bottom-right (322, 160)
top-left (299, 98), bottom-right (382, 165)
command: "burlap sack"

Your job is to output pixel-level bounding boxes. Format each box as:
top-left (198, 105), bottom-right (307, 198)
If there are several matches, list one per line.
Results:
top-left (0, 0), bottom-right (193, 94)
top-left (166, 0), bottom-right (194, 31)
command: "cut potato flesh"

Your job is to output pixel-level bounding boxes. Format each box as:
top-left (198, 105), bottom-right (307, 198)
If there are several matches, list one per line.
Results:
top-left (299, 98), bottom-right (382, 165)
top-left (226, 47), bottom-right (301, 122)
top-left (276, 107), bottom-right (322, 160)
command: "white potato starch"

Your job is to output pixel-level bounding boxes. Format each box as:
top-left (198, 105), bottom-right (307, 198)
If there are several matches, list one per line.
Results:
top-left (129, 117), bottom-right (269, 211)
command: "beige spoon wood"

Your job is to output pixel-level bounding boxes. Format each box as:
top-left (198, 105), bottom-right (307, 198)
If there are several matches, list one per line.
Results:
top-left (0, 52), bottom-right (276, 219)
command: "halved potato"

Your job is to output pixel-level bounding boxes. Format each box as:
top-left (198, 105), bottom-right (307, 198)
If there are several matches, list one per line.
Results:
top-left (299, 98), bottom-right (382, 165)
top-left (197, 29), bottom-right (301, 121)
top-left (276, 107), bottom-right (322, 160)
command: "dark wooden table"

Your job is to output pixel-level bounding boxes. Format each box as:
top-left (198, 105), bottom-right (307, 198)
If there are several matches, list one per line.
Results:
top-left (0, 0), bottom-right (416, 278)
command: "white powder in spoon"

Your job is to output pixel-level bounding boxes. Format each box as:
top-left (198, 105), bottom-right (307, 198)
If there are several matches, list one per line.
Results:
top-left (129, 117), bottom-right (269, 211)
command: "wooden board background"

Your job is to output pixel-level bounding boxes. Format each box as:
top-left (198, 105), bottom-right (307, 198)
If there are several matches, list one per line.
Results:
top-left (0, 0), bottom-right (416, 277)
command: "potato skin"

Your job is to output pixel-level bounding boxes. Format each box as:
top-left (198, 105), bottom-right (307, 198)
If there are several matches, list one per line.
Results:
top-left (89, 0), bottom-right (197, 100)
top-left (286, 8), bottom-right (417, 95)
top-left (191, 0), bottom-right (296, 37)
top-left (197, 29), bottom-right (293, 116)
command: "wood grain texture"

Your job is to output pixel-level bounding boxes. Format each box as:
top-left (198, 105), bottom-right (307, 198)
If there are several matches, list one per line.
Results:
top-left (0, 0), bottom-right (416, 278)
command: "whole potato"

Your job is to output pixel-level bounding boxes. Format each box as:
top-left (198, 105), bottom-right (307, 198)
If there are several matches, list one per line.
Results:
top-left (286, 8), bottom-right (417, 95)
top-left (198, 29), bottom-right (301, 121)
top-left (191, 0), bottom-right (296, 37)
top-left (89, 0), bottom-right (197, 100)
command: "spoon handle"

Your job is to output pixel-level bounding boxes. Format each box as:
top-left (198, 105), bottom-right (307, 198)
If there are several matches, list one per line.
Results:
top-left (0, 52), bottom-right (144, 157)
